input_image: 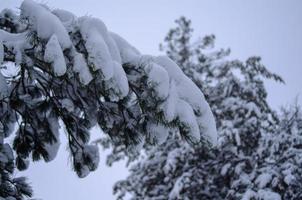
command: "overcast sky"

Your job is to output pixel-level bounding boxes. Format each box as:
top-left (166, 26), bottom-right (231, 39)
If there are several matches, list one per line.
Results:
top-left (1, 0), bottom-right (302, 199)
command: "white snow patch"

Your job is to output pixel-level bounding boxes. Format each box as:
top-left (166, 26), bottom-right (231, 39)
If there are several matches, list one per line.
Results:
top-left (147, 122), bottom-right (169, 145)
top-left (154, 56), bottom-right (217, 145)
top-left (242, 189), bottom-right (257, 200)
top-left (220, 163), bottom-right (231, 176)
top-left (146, 62), bottom-right (169, 100)
top-left (176, 99), bottom-right (200, 143)
top-left (110, 32), bottom-right (140, 64)
top-left (52, 9), bottom-right (78, 33)
top-left (258, 189), bottom-right (281, 200)
top-left (78, 16), bottom-right (114, 78)
top-left (160, 80), bottom-right (178, 122)
top-left (73, 53), bottom-right (93, 85)
top-left (255, 173), bottom-right (272, 188)
top-left (20, 0), bottom-right (72, 49)
top-left (110, 61), bottom-right (129, 99)
top-left (44, 34), bottom-right (67, 76)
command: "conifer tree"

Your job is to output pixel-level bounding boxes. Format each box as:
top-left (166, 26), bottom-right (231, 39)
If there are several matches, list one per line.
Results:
top-left (0, 2), bottom-right (217, 199)
top-left (241, 105), bottom-right (302, 200)
top-left (113, 17), bottom-right (292, 200)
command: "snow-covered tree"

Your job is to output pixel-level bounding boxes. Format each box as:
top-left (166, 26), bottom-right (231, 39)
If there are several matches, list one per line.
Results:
top-left (239, 105), bottom-right (302, 200)
top-left (113, 17), bottom-right (290, 200)
top-left (0, 2), bottom-right (217, 199)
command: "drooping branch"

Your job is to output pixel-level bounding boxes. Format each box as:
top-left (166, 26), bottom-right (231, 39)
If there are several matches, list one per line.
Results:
top-left (0, 0), bottom-right (217, 179)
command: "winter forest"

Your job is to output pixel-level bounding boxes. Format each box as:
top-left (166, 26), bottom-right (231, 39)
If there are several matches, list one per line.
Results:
top-left (0, 0), bottom-right (301, 200)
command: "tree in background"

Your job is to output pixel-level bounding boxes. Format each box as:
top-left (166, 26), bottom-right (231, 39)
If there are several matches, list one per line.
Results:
top-left (245, 105), bottom-right (302, 200)
top-left (113, 17), bottom-right (301, 200)
top-left (0, 1), bottom-right (217, 199)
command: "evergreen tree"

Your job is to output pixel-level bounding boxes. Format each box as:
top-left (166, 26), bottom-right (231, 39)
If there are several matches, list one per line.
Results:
top-left (0, 2), bottom-right (217, 199)
top-left (113, 17), bottom-right (295, 200)
top-left (241, 105), bottom-right (302, 200)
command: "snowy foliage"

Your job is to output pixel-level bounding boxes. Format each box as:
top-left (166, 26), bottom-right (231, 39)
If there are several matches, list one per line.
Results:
top-left (112, 17), bottom-right (302, 200)
top-left (247, 106), bottom-right (302, 200)
top-left (0, 2), bottom-right (216, 197)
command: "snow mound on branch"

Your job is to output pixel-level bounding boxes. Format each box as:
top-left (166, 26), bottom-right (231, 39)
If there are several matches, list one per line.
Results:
top-left (153, 56), bottom-right (217, 145)
top-left (52, 9), bottom-right (78, 33)
top-left (44, 34), bottom-right (67, 76)
top-left (110, 61), bottom-right (129, 99)
top-left (176, 99), bottom-right (201, 142)
top-left (145, 62), bottom-right (170, 100)
top-left (20, 0), bottom-right (72, 49)
top-left (78, 16), bottom-right (115, 77)
top-left (110, 32), bottom-right (140, 63)
top-left (73, 53), bottom-right (93, 85)
top-left (77, 17), bottom-right (130, 99)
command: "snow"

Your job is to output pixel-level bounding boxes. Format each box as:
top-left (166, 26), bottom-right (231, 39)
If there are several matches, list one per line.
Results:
top-left (245, 102), bottom-right (262, 117)
top-left (77, 17), bottom-right (130, 100)
top-left (147, 123), bottom-right (169, 145)
top-left (257, 189), bottom-right (281, 200)
top-left (176, 99), bottom-right (200, 143)
top-left (160, 80), bottom-right (178, 122)
top-left (44, 34), bottom-right (67, 76)
top-left (242, 189), bottom-right (281, 200)
top-left (146, 62), bottom-right (170, 100)
top-left (284, 174), bottom-right (295, 185)
top-left (154, 56), bottom-right (217, 145)
top-left (235, 131), bottom-right (241, 146)
top-left (242, 189), bottom-right (257, 200)
top-left (169, 176), bottom-right (183, 199)
top-left (52, 9), bottom-right (78, 33)
top-left (20, 0), bottom-right (72, 49)
top-left (78, 16), bottom-right (114, 78)
top-left (110, 32), bottom-right (140, 64)
top-left (255, 173), bottom-right (272, 188)
top-left (154, 56), bottom-right (205, 115)
top-left (109, 61), bottom-right (129, 100)
top-left (168, 172), bottom-right (190, 199)
top-left (73, 53), bottom-right (93, 85)
top-left (220, 163), bottom-right (231, 176)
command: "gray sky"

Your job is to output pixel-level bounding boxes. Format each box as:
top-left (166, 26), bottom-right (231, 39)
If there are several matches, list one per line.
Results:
top-left (1, 0), bottom-right (302, 199)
